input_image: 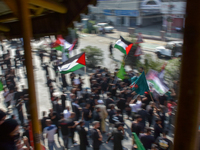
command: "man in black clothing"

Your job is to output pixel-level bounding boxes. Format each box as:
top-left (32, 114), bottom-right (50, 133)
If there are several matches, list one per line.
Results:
top-left (105, 92), bottom-right (114, 109)
top-left (93, 107), bottom-right (101, 130)
top-left (117, 98), bottom-right (126, 117)
top-left (112, 109), bottom-right (124, 125)
top-left (154, 118), bottom-right (163, 140)
top-left (48, 109), bottom-right (60, 141)
top-left (137, 103), bottom-right (148, 131)
top-left (59, 113), bottom-right (69, 149)
top-left (52, 61), bottom-right (58, 79)
top-left (82, 103), bottom-right (92, 135)
top-left (131, 115), bottom-right (142, 136)
top-left (39, 50), bottom-right (44, 65)
top-left (66, 112), bottom-right (79, 147)
top-left (41, 111), bottom-right (48, 131)
top-left (91, 121), bottom-right (102, 150)
top-left (40, 111), bottom-right (48, 143)
top-left (72, 99), bottom-right (81, 121)
top-left (7, 80), bottom-right (14, 91)
top-left (109, 42), bottom-right (113, 57)
top-left (100, 77), bottom-right (108, 98)
top-left (106, 122), bottom-right (124, 150)
top-left (77, 121), bottom-right (89, 150)
top-left (61, 74), bottom-right (68, 91)
top-left (140, 128), bottom-right (155, 150)
top-left (108, 104), bottom-right (116, 133)
top-left (61, 91), bottom-right (67, 111)
top-left (159, 95), bottom-right (167, 106)
top-left (156, 130), bottom-right (173, 150)
top-left (16, 98), bottom-right (24, 125)
top-left (43, 63), bottom-right (49, 76)
top-left (70, 72), bottom-right (75, 85)
top-left (47, 76), bottom-right (55, 87)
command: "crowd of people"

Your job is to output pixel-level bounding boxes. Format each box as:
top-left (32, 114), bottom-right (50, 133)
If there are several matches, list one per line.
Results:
top-left (0, 43), bottom-right (178, 150)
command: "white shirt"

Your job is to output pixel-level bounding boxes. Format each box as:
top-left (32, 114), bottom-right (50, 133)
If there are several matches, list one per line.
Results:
top-left (3, 91), bottom-right (9, 99)
top-left (43, 125), bottom-right (57, 141)
top-left (63, 109), bottom-right (71, 119)
top-left (5, 92), bottom-right (14, 103)
top-left (129, 100), bottom-right (142, 113)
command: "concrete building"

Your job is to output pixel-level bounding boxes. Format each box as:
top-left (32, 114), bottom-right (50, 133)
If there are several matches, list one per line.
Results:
top-left (89, 0), bottom-right (140, 27)
top-left (161, 1), bottom-right (186, 31)
top-left (89, 0), bottom-right (163, 27)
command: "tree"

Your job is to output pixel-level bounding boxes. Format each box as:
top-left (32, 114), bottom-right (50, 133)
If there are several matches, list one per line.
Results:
top-left (81, 46), bottom-right (104, 68)
top-left (136, 54), bottom-right (165, 73)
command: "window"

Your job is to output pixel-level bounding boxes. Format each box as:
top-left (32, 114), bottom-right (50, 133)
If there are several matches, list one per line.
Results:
top-left (146, 1), bottom-right (157, 5)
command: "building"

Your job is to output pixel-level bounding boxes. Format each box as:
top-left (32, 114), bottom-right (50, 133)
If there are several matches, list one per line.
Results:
top-left (89, 0), bottom-right (140, 27)
top-left (89, 0), bottom-right (163, 27)
top-left (161, 1), bottom-right (186, 31)
top-left (140, 0), bottom-right (162, 26)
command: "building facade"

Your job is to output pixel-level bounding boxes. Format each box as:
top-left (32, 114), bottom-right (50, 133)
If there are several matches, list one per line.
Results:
top-left (89, 0), bottom-right (140, 27)
top-left (89, 0), bottom-right (164, 27)
top-left (161, 1), bottom-right (186, 31)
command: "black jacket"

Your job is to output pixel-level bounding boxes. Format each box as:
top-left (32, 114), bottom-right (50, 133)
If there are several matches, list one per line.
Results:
top-left (107, 128), bottom-right (124, 150)
top-left (77, 126), bottom-right (89, 150)
top-left (91, 129), bottom-right (102, 148)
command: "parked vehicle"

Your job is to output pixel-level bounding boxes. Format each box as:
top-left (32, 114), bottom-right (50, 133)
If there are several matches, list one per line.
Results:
top-left (93, 23), bottom-right (114, 33)
top-left (155, 41), bottom-right (183, 58)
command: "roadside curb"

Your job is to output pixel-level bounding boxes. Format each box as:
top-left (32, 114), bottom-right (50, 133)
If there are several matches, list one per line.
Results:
top-left (143, 48), bottom-right (155, 53)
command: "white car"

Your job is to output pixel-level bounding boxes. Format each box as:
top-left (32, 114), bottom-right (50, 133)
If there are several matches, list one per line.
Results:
top-left (155, 41), bottom-right (183, 58)
top-left (94, 23), bottom-right (114, 33)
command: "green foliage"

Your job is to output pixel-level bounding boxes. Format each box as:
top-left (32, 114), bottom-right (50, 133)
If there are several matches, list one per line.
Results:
top-left (82, 28), bottom-right (89, 33)
top-left (87, 20), bottom-right (97, 34)
top-left (165, 58), bottom-right (181, 82)
top-left (88, 20), bottom-right (96, 25)
top-left (81, 46), bottom-right (104, 68)
top-left (136, 54), bottom-right (165, 73)
top-left (136, 54), bottom-right (181, 87)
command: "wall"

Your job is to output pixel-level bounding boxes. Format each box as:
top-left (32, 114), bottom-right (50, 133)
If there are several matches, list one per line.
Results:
top-left (161, 2), bottom-right (186, 15)
top-left (125, 16), bottom-right (130, 27)
top-left (106, 16), bottom-right (116, 25)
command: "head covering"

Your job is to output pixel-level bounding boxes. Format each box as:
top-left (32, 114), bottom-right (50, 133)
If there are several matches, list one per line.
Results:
top-left (97, 100), bottom-right (104, 104)
top-left (0, 109), bottom-right (6, 120)
top-left (1, 118), bottom-right (19, 135)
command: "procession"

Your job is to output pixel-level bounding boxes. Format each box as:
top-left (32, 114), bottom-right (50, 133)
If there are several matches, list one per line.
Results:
top-left (1, 0), bottom-right (199, 150)
top-left (0, 32), bottom-right (178, 150)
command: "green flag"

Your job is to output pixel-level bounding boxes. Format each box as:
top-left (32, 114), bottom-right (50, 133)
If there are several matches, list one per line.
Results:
top-left (0, 81), bottom-right (3, 91)
top-left (132, 132), bottom-right (145, 150)
top-left (117, 62), bottom-right (126, 80)
top-left (131, 71), bottom-right (149, 95)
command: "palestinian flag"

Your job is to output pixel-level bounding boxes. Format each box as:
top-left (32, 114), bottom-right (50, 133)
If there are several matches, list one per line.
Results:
top-left (51, 35), bottom-right (65, 51)
top-left (146, 69), bottom-right (169, 95)
top-left (58, 52), bottom-right (86, 74)
top-left (114, 36), bottom-right (133, 55)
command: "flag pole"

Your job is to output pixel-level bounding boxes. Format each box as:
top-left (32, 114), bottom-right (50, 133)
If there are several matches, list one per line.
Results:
top-left (17, 0), bottom-right (41, 149)
top-left (148, 91), bottom-right (154, 102)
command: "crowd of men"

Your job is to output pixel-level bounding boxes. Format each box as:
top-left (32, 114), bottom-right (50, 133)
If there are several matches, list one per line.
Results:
top-left (0, 43), bottom-right (178, 150)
